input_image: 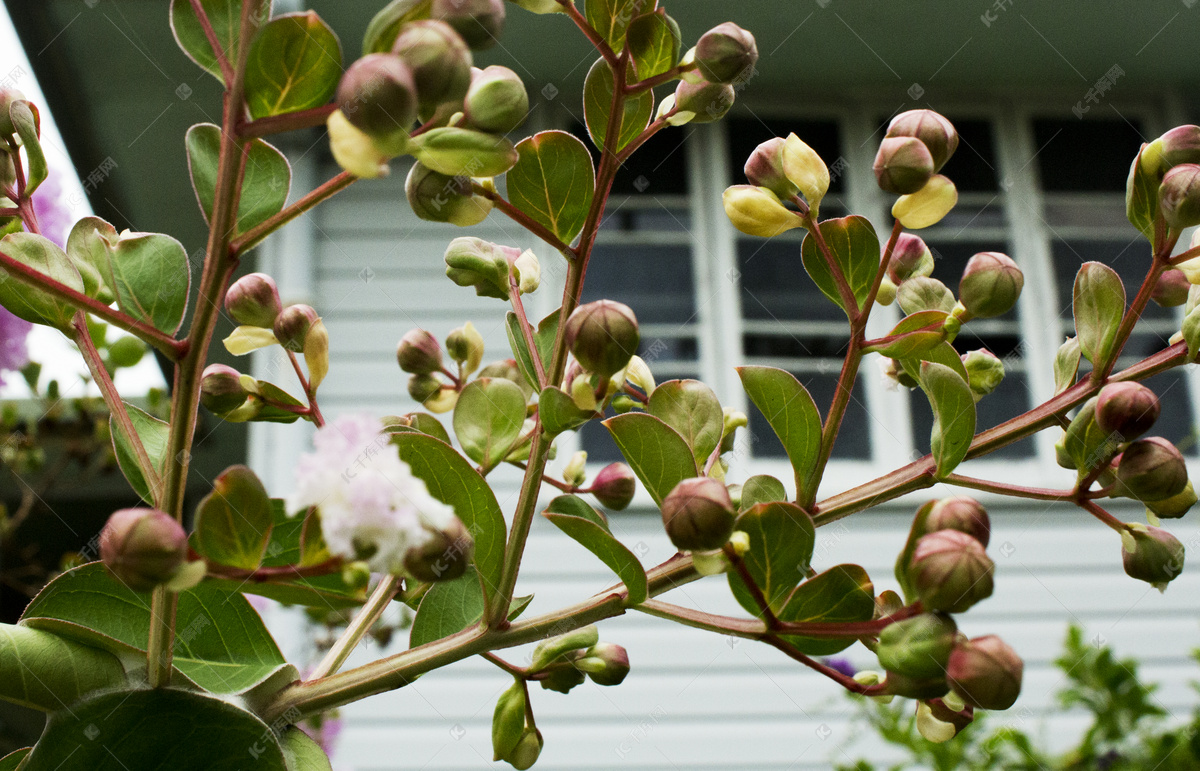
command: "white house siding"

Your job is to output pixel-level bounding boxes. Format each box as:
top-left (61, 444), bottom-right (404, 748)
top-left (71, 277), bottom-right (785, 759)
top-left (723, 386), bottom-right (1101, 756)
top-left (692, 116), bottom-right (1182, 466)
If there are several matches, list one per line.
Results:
top-left (251, 159), bottom-right (1200, 770)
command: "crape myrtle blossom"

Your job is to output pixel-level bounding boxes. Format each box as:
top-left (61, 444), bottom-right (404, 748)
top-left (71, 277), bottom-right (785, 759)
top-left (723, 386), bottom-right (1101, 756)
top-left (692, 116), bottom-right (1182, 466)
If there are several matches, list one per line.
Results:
top-left (0, 306), bottom-right (30, 387)
top-left (287, 413), bottom-right (461, 576)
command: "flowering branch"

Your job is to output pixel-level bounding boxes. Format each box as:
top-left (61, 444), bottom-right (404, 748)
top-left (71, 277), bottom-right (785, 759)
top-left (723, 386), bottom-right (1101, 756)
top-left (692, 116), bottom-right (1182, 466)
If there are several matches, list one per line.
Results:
top-left (472, 183), bottom-right (573, 258)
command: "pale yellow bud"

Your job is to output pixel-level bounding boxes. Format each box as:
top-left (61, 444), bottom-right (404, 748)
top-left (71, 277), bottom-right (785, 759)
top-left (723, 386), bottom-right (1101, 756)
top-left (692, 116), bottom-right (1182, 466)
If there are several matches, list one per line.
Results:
top-left (722, 185), bottom-right (803, 238)
top-left (623, 355), bottom-right (656, 397)
top-left (513, 249), bottom-right (540, 294)
top-left (916, 701), bottom-right (956, 743)
top-left (563, 451), bottom-right (587, 487)
top-left (223, 325), bottom-right (279, 356)
top-left (891, 174), bottom-right (958, 229)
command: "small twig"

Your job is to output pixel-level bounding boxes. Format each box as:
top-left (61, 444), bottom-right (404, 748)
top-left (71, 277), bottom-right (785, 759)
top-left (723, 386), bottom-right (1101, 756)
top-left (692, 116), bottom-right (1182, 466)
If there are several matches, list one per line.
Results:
top-left (472, 184), bottom-right (574, 257)
top-left (308, 574), bottom-right (400, 681)
top-left (944, 473), bottom-right (1075, 501)
top-left (231, 170), bottom-right (356, 255)
top-left (508, 273), bottom-right (547, 388)
top-left (764, 635), bottom-right (889, 696)
top-left (482, 652), bottom-right (528, 679)
top-left (188, 0), bottom-right (235, 83)
top-left (1078, 499), bottom-right (1131, 534)
top-left (555, 0), bottom-right (620, 67)
top-left (237, 103), bottom-right (337, 139)
top-left (287, 350), bottom-right (325, 427)
top-left (723, 544), bottom-right (779, 629)
top-left (623, 63), bottom-right (697, 94)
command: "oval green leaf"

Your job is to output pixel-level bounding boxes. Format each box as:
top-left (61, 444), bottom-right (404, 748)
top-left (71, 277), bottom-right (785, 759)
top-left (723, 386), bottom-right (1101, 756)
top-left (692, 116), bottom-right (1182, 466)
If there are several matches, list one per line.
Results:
top-left (453, 377), bottom-right (527, 472)
top-left (1073, 261), bottom-right (1125, 366)
top-left (899, 340), bottom-right (968, 384)
top-left (0, 749), bottom-right (29, 771)
top-left (111, 402), bottom-right (169, 505)
top-left (0, 232), bottom-right (85, 329)
top-left (282, 728), bottom-right (333, 771)
top-left (104, 231), bottom-right (192, 335)
top-left (1053, 336), bottom-right (1082, 395)
top-left (410, 565), bottom-right (485, 648)
top-left (244, 11), bottom-right (343, 120)
top-left (186, 123), bottom-right (292, 236)
top-left (539, 385), bottom-right (593, 437)
top-left (728, 501), bottom-right (815, 617)
top-left (918, 361), bottom-right (976, 478)
top-left (0, 624), bottom-right (126, 712)
top-left (585, 0), bottom-right (645, 50)
top-left (628, 10), bottom-right (680, 80)
top-left (740, 474), bottom-right (787, 511)
top-left (583, 57), bottom-right (653, 154)
top-left (778, 564), bottom-right (875, 655)
top-left (544, 495), bottom-right (648, 604)
top-left (170, 0), bottom-right (247, 84)
top-left (507, 130), bottom-right (596, 245)
top-left (194, 465), bottom-right (274, 571)
top-left (799, 215), bottom-right (880, 318)
top-left (603, 412), bottom-right (697, 506)
top-left (869, 310), bottom-right (948, 358)
top-left (647, 379), bottom-right (723, 469)
top-left (736, 366), bottom-right (822, 502)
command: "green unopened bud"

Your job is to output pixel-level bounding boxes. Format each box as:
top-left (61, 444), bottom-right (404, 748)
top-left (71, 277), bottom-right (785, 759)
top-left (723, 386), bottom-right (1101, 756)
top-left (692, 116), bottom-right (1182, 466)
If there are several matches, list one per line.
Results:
top-left (404, 516), bottom-right (473, 582)
top-left (884, 671), bottom-right (950, 700)
top-left (874, 136), bottom-right (935, 195)
top-left (99, 508), bottom-right (188, 592)
top-left (408, 373), bottom-right (443, 403)
top-left (591, 462), bottom-right (635, 510)
top-left (565, 300), bottom-right (639, 379)
top-left (432, 0), bottom-right (505, 50)
top-left (444, 236), bottom-right (517, 299)
top-left (926, 496), bottom-right (991, 547)
top-left (225, 273), bottom-right (282, 329)
top-left (1095, 382), bottom-right (1160, 442)
top-left (392, 20), bottom-right (473, 114)
top-left (672, 79), bottom-right (735, 124)
top-left (1056, 436), bottom-right (1075, 469)
top-left (341, 561), bottom-right (372, 591)
top-left (200, 363), bottom-right (249, 414)
top-left (1153, 269), bottom-right (1190, 307)
top-left (908, 529), bottom-right (994, 613)
top-left (947, 635), bottom-right (1023, 710)
top-left (694, 22), bottom-right (758, 85)
top-left (722, 185), bottom-right (803, 237)
top-left (0, 89), bottom-right (26, 137)
top-left (958, 252), bottom-right (1023, 318)
top-left (1159, 163), bottom-right (1200, 230)
top-left (405, 162), bottom-right (493, 226)
top-left (337, 53), bottom-right (418, 141)
top-left (539, 662), bottom-right (586, 693)
top-left (463, 65), bottom-right (528, 134)
top-left (1160, 125), bottom-right (1200, 168)
top-left (660, 477), bottom-right (736, 552)
top-left (875, 276), bottom-right (897, 306)
top-left (397, 329), bottom-right (444, 374)
top-left (446, 321), bottom-right (484, 374)
top-left (720, 407), bottom-right (748, 453)
top-left (888, 233), bottom-right (936, 283)
top-left (960, 349), bottom-right (1005, 401)
top-left (743, 137), bottom-right (796, 199)
top-left (1148, 480), bottom-right (1196, 520)
top-left (507, 728), bottom-right (543, 770)
top-left (885, 110), bottom-right (959, 172)
top-left (273, 304), bottom-right (319, 353)
top-left (492, 681), bottom-right (527, 762)
top-left (1115, 437), bottom-right (1188, 502)
top-left (892, 174), bottom-right (957, 229)
top-left (1121, 523), bottom-right (1185, 589)
top-left (576, 642), bottom-right (630, 686)
top-left (532, 624), bottom-right (600, 671)
top-left (876, 613), bottom-right (957, 680)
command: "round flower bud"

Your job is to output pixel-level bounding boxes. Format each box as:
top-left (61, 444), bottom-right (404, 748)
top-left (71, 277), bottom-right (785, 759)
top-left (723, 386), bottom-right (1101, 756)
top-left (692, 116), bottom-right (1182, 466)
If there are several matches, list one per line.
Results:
top-left (694, 22), bottom-right (758, 85)
top-left (225, 273), bottom-right (282, 328)
top-left (273, 304), bottom-right (319, 353)
top-left (1160, 125), bottom-right (1200, 168)
top-left (925, 496), bottom-right (991, 547)
top-left (947, 635), bottom-right (1023, 710)
top-left (508, 728), bottom-right (543, 771)
top-left (1095, 382), bottom-right (1160, 442)
top-left (408, 373), bottom-right (443, 404)
top-left (397, 328), bottom-right (443, 374)
top-left (672, 79), bottom-right (735, 124)
top-left (961, 349), bottom-right (1005, 400)
top-left (591, 462), bottom-right (636, 510)
top-left (0, 88), bottom-right (25, 137)
top-left (1121, 523), bottom-right (1185, 589)
top-left (336, 53), bottom-right (418, 141)
top-left (884, 671), bottom-right (950, 700)
top-left (405, 162), bottom-right (493, 226)
top-left (876, 277), bottom-right (897, 306)
top-left (445, 321), bottom-right (484, 374)
top-left (492, 680), bottom-right (527, 761)
top-left (873, 136), bottom-right (936, 195)
top-left (200, 363), bottom-right (249, 414)
top-left (958, 252), bottom-right (1024, 319)
top-left (876, 613), bottom-right (958, 680)
top-left (403, 517), bottom-right (473, 582)
top-left (744, 137), bottom-right (798, 200)
top-left (886, 110), bottom-right (959, 172)
top-left (576, 642), bottom-right (630, 686)
top-left (432, 0), bottom-right (505, 50)
top-left (99, 508), bottom-right (188, 592)
top-left (392, 20), bottom-right (473, 114)
top-left (1152, 269), bottom-right (1190, 308)
top-left (888, 233), bottom-right (935, 283)
top-left (1115, 437), bottom-right (1188, 502)
top-left (908, 529), bottom-right (995, 613)
top-left (463, 65), bottom-right (528, 134)
top-left (1147, 480), bottom-right (1196, 520)
top-left (1159, 163), bottom-right (1200, 230)
top-left (660, 477), bottom-right (736, 552)
top-left (565, 300), bottom-right (639, 379)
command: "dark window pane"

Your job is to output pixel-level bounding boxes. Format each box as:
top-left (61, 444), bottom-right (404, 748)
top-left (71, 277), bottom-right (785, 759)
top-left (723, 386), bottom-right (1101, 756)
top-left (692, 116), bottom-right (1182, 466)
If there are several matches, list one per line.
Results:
top-left (1033, 119), bottom-right (1144, 192)
top-left (738, 239), bottom-right (844, 322)
top-left (743, 336), bottom-right (848, 359)
top-left (584, 245), bottom-right (695, 324)
top-left (568, 122), bottom-right (689, 196)
top-left (727, 118), bottom-right (844, 193)
top-left (909, 374), bottom-right (1034, 459)
top-left (750, 375), bottom-right (870, 460)
top-left (579, 406), bottom-right (623, 462)
top-left (1050, 239), bottom-right (1172, 323)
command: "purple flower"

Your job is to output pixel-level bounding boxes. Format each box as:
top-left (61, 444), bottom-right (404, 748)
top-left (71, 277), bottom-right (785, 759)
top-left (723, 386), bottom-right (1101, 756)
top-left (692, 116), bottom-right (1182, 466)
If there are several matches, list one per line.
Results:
top-left (31, 169), bottom-right (73, 249)
top-left (301, 713), bottom-right (344, 757)
top-left (823, 657), bottom-right (857, 678)
top-left (0, 305), bottom-right (31, 387)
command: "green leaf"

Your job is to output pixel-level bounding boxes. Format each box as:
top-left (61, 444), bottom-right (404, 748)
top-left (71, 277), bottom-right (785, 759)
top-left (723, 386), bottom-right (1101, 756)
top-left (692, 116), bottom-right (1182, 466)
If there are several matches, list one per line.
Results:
top-left (66, 216), bottom-right (118, 303)
top-left (899, 340), bottom-right (968, 384)
top-left (896, 276), bottom-right (956, 315)
top-left (0, 232), bottom-right (84, 329)
top-left (104, 231), bottom-right (192, 335)
top-left (740, 474), bottom-right (787, 511)
top-left (10, 101), bottom-right (45, 196)
top-left (506, 311), bottom-right (542, 390)
top-left (894, 500), bottom-right (934, 603)
top-left (583, 57), bottom-right (653, 153)
top-left (868, 310), bottom-right (948, 358)
top-left (1125, 141), bottom-right (1161, 240)
top-left (539, 385), bottom-right (593, 436)
top-left (1053, 336), bottom-right (1082, 395)
top-left (603, 413), bottom-right (697, 506)
top-left (1073, 261), bottom-right (1126, 366)
top-left (453, 377), bottom-right (527, 472)
top-left (363, 0), bottom-right (432, 54)
top-left (919, 361), bottom-right (976, 477)
top-left (627, 10), bottom-right (680, 80)
top-left (0, 624), bottom-right (125, 712)
top-left (728, 502), bottom-right (815, 617)
top-left (383, 413), bottom-right (452, 445)
top-left (112, 402), bottom-right (169, 505)
top-left (169, 0), bottom-right (248, 84)
top-left (778, 565), bottom-right (875, 655)
top-left (21, 564), bottom-right (291, 694)
top-left (544, 495), bottom-right (648, 604)
top-left (23, 689), bottom-right (288, 770)
top-left (736, 366), bottom-right (822, 500)
top-left (193, 465), bottom-right (274, 571)
top-left (282, 728), bottom-right (333, 771)
top-left (0, 749), bottom-right (29, 771)
top-left (186, 124), bottom-right (291, 235)
top-left (800, 215), bottom-right (880, 318)
top-left (394, 432), bottom-right (508, 610)
top-left (244, 11), bottom-right (342, 120)
top-left (647, 379), bottom-right (723, 469)
top-left (410, 566), bottom-right (484, 648)
top-left (507, 130), bottom-right (595, 245)
top-left (535, 309), bottom-right (559, 363)
top-left (411, 127), bottom-right (520, 177)
top-left (1063, 397), bottom-right (1119, 474)
top-left (585, 0), bottom-right (647, 50)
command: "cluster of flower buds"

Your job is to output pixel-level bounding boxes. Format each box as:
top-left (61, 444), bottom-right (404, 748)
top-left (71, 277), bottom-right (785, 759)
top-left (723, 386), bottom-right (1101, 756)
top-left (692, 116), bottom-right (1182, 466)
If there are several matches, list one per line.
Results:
top-left (443, 236), bottom-right (539, 299)
top-left (1130, 125), bottom-right (1200, 233)
top-left (659, 22), bottom-right (756, 128)
top-left (99, 508), bottom-right (190, 592)
top-left (565, 300), bottom-right (640, 380)
top-left (724, 131), bottom-right (830, 234)
top-left (904, 496), bottom-right (994, 613)
top-left (874, 110), bottom-right (960, 229)
top-left (660, 476), bottom-right (736, 552)
top-left (525, 625), bottom-right (630, 696)
top-left (492, 680), bottom-right (541, 770)
top-left (400, 322), bottom-right (484, 413)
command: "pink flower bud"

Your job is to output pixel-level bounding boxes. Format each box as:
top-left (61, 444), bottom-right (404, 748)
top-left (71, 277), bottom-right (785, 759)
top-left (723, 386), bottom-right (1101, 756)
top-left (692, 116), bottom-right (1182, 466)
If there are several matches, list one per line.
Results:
top-left (463, 65), bottom-right (528, 134)
top-left (660, 477), bottom-right (735, 552)
top-left (1114, 437), bottom-right (1188, 502)
top-left (336, 53), bottom-right (418, 141)
top-left (1159, 163), bottom-right (1200, 230)
top-left (224, 272), bottom-right (281, 328)
top-left (886, 109), bottom-right (959, 172)
top-left (925, 496), bottom-right (991, 547)
top-left (908, 529), bottom-right (995, 613)
top-left (403, 517), bottom-right (473, 582)
top-left (958, 252), bottom-right (1023, 319)
top-left (1121, 523), bottom-right (1185, 588)
top-left (432, 0), bottom-right (505, 51)
top-left (397, 329), bottom-right (443, 374)
top-left (392, 20), bottom-right (473, 115)
top-left (876, 613), bottom-right (958, 680)
top-left (576, 642), bottom-right (630, 686)
top-left (694, 22), bottom-right (758, 85)
top-left (1152, 268), bottom-right (1190, 307)
top-left (1160, 125), bottom-right (1200, 168)
top-left (874, 136), bottom-right (935, 195)
top-left (888, 233), bottom-right (935, 283)
top-left (591, 463), bottom-right (637, 511)
top-left (1095, 382), bottom-right (1160, 442)
top-left (273, 304), bottom-right (319, 353)
top-left (565, 300), bottom-right (639, 379)
top-left (200, 363), bottom-right (249, 415)
top-left (673, 79), bottom-right (735, 124)
top-left (947, 635), bottom-right (1023, 710)
top-left (744, 137), bottom-right (797, 200)
top-left (99, 508), bottom-right (188, 591)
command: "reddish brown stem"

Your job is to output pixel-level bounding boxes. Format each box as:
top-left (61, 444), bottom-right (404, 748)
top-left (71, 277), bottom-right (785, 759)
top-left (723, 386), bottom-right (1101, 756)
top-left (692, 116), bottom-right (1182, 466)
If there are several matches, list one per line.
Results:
top-left (510, 273), bottom-right (547, 388)
top-left (189, 0), bottom-right (235, 84)
top-left (287, 350), bottom-right (325, 428)
top-left (237, 103), bottom-right (337, 139)
top-left (1078, 499), bottom-right (1130, 534)
top-left (624, 63), bottom-right (697, 94)
top-left (944, 473), bottom-right (1074, 501)
top-left (1168, 243), bottom-right (1200, 266)
top-left (231, 170), bottom-right (356, 255)
top-left (202, 555), bottom-right (343, 582)
top-left (473, 184), bottom-right (573, 257)
top-left (724, 544), bottom-right (780, 629)
top-left (556, 0), bottom-right (620, 66)
top-left (764, 635), bottom-right (889, 696)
